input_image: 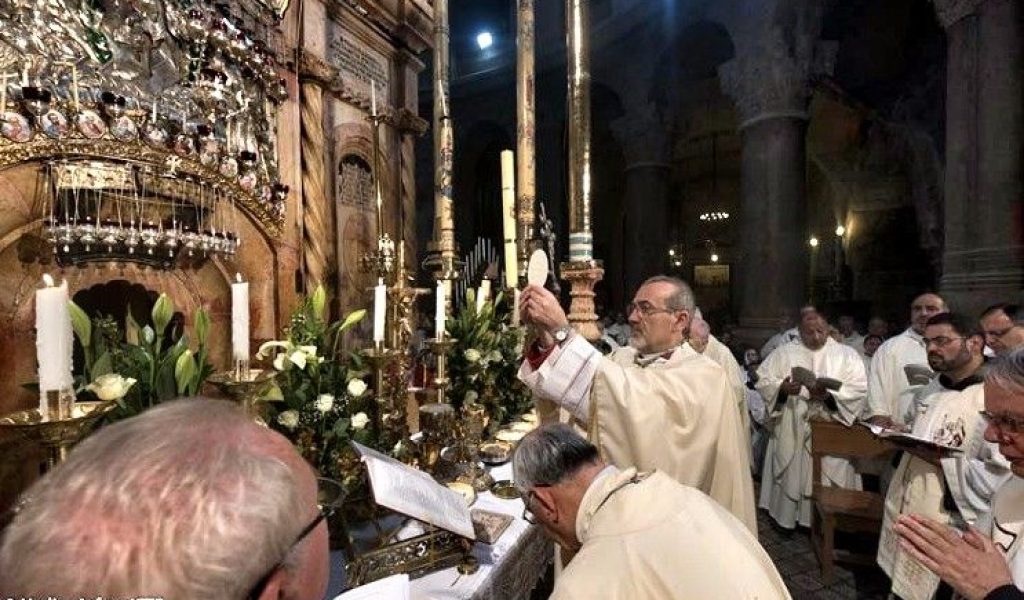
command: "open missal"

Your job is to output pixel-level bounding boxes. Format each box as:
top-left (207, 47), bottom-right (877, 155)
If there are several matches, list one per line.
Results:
top-left (790, 366), bottom-right (842, 391)
top-left (352, 441), bottom-right (475, 539)
top-left (857, 421), bottom-right (963, 452)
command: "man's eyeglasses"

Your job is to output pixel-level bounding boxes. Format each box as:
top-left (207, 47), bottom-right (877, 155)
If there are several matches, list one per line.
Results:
top-left (922, 336), bottom-right (965, 348)
top-left (626, 301), bottom-right (678, 318)
top-left (247, 477), bottom-right (345, 599)
top-left (980, 410), bottom-right (1024, 434)
top-left (520, 483), bottom-right (550, 525)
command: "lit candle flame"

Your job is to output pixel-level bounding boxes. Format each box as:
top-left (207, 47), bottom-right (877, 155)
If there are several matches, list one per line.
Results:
top-left (42, 273), bottom-right (54, 287)
top-left (235, 272), bottom-right (243, 283)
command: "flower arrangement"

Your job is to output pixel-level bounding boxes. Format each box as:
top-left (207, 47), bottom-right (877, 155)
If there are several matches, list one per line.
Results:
top-left (67, 293), bottom-right (214, 418)
top-left (445, 288), bottom-right (532, 429)
top-left (258, 286), bottom-right (385, 489)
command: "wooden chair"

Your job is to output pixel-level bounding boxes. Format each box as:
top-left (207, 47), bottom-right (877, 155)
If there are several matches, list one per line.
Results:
top-left (809, 418), bottom-right (896, 584)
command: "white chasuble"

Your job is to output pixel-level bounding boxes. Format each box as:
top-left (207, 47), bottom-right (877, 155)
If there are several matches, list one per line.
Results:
top-left (695, 334), bottom-right (751, 437)
top-left (553, 467), bottom-right (791, 600)
top-left (977, 477), bottom-right (1024, 591)
top-left (867, 328), bottom-right (927, 424)
top-left (877, 382), bottom-right (1012, 600)
top-left (519, 337), bottom-right (757, 534)
top-left (755, 338), bottom-right (868, 529)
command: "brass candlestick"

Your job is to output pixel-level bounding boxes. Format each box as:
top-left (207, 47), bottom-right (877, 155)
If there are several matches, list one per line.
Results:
top-left (363, 344), bottom-right (401, 443)
top-left (0, 400), bottom-right (116, 472)
top-left (208, 368), bottom-right (277, 424)
top-left (426, 336), bottom-right (455, 406)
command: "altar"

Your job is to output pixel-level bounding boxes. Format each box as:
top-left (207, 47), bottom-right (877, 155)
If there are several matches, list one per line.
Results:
top-left (326, 463), bottom-right (553, 600)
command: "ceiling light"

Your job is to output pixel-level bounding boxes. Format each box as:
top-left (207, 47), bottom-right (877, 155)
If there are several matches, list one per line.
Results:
top-left (476, 31), bottom-right (493, 50)
top-left (835, 225), bottom-right (845, 237)
top-left (710, 253), bottom-right (719, 263)
top-left (809, 236), bottom-right (819, 248)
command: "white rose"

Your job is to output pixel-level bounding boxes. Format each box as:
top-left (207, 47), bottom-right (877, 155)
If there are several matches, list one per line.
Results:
top-left (464, 348), bottom-right (481, 363)
top-left (347, 378), bottom-right (368, 398)
top-left (488, 350), bottom-right (502, 362)
top-left (277, 410), bottom-right (300, 430)
top-left (464, 390), bottom-right (479, 404)
top-left (351, 412), bottom-right (369, 430)
top-left (288, 350), bottom-right (308, 370)
top-left (87, 373), bottom-right (137, 401)
top-left (315, 394), bottom-right (334, 413)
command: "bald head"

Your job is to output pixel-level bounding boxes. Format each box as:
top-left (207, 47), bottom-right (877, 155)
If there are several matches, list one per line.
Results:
top-left (799, 311), bottom-right (829, 350)
top-left (911, 293), bottom-right (947, 334)
top-left (689, 318), bottom-right (711, 353)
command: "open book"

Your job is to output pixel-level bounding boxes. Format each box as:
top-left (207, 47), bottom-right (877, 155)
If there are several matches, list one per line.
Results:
top-left (352, 441), bottom-right (475, 539)
top-left (790, 366), bottom-right (842, 391)
top-left (904, 363), bottom-right (937, 386)
top-left (857, 421), bottom-right (963, 452)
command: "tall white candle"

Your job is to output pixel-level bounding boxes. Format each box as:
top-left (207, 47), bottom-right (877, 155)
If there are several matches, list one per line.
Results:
top-left (504, 242), bottom-right (519, 288)
top-left (435, 281), bottom-right (446, 338)
top-left (151, 101), bottom-right (157, 122)
top-left (231, 273), bottom-right (249, 361)
top-left (501, 150), bottom-right (516, 241)
top-left (512, 288), bottom-right (522, 327)
top-left (373, 277), bottom-right (386, 343)
top-left (36, 275), bottom-right (73, 400)
top-left (370, 81), bottom-right (377, 116)
top-left (476, 279), bottom-right (491, 312)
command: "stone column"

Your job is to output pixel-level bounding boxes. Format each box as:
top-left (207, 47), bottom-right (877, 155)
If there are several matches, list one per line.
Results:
top-left (298, 52), bottom-right (339, 296)
top-left (611, 101), bottom-right (671, 297)
top-left (935, 0), bottom-right (1024, 310)
top-left (719, 44), bottom-right (814, 342)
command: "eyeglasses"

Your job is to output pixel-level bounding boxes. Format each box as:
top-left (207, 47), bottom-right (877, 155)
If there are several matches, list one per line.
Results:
top-left (626, 301), bottom-right (678, 318)
top-left (520, 483), bottom-right (550, 525)
top-left (922, 336), bottom-right (965, 348)
top-left (985, 325), bottom-right (1021, 340)
top-left (247, 477), bottom-right (345, 599)
top-left (980, 410), bottom-right (1024, 434)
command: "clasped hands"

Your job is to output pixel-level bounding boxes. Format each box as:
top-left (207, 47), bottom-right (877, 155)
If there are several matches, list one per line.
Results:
top-left (518, 284), bottom-right (569, 348)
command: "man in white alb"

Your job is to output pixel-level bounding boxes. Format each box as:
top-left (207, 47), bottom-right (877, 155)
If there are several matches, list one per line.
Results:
top-left (688, 311), bottom-right (750, 435)
top-left (867, 293), bottom-right (947, 429)
top-left (518, 276), bottom-right (757, 534)
top-left (756, 310), bottom-right (869, 529)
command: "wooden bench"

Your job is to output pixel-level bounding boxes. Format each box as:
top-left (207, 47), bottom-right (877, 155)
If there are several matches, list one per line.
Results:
top-left (810, 418), bottom-right (896, 583)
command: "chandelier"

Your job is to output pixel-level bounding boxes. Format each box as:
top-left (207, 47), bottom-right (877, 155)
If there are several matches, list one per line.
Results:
top-left (697, 134), bottom-right (730, 224)
top-left (0, 0), bottom-right (290, 268)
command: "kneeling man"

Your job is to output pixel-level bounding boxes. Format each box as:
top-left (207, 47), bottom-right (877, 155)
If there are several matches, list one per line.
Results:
top-left (514, 423), bottom-right (791, 599)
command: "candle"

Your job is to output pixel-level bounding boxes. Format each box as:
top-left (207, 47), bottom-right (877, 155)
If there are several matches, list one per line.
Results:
top-left (438, 79), bottom-right (447, 117)
top-left (0, 73), bottom-right (8, 113)
top-left (373, 277), bottom-right (386, 343)
top-left (501, 150), bottom-right (516, 242)
top-left (476, 279), bottom-right (491, 312)
top-left (21, 61), bottom-right (28, 87)
top-left (435, 281), bottom-right (446, 338)
top-left (512, 288), bottom-right (521, 327)
top-left (231, 273), bottom-right (249, 362)
top-left (71, 65), bottom-right (79, 110)
top-left (36, 275), bottom-right (73, 403)
top-left (370, 80), bottom-right (377, 116)
top-left (504, 242), bottom-right (519, 288)
top-left (151, 101), bottom-right (157, 122)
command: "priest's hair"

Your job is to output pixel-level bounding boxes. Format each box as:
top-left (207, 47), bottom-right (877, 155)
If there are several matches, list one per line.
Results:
top-left (987, 347), bottom-right (1024, 396)
top-left (513, 423), bottom-right (601, 491)
top-left (640, 275), bottom-right (696, 313)
top-left (0, 398), bottom-right (308, 600)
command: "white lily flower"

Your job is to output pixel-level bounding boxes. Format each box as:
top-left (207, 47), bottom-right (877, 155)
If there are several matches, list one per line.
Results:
top-left (347, 378), bottom-right (367, 398)
top-left (288, 350), bottom-right (308, 370)
top-left (257, 340), bottom-right (292, 359)
top-left (351, 412), bottom-right (369, 430)
top-left (273, 353), bottom-right (287, 371)
top-left (87, 373), bottom-right (137, 401)
top-left (277, 410), bottom-right (300, 430)
top-left (298, 345), bottom-right (318, 357)
top-left (315, 394), bottom-right (334, 413)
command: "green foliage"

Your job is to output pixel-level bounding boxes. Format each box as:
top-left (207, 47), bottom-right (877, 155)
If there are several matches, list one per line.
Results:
top-left (259, 285), bottom-right (379, 489)
top-left (446, 289), bottom-right (532, 430)
top-left (68, 293), bottom-right (214, 419)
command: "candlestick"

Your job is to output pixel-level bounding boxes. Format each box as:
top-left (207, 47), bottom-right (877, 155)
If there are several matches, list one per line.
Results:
top-left (231, 273), bottom-right (249, 364)
top-left (36, 274), bottom-right (73, 414)
top-left (373, 277), bottom-right (386, 343)
top-left (435, 280), bottom-right (446, 337)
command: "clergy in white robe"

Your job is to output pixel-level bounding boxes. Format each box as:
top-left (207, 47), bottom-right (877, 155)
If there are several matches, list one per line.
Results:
top-left (517, 278), bottom-right (757, 534)
top-left (878, 313), bottom-right (1012, 600)
top-left (866, 293), bottom-right (947, 427)
top-left (756, 312), bottom-right (868, 529)
top-left (761, 326), bottom-right (799, 359)
top-left (687, 317), bottom-right (751, 435)
top-left (513, 423), bottom-right (791, 600)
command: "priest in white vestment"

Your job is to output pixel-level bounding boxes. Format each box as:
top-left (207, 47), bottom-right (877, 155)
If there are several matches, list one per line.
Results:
top-left (518, 276), bottom-right (757, 534)
top-left (513, 423), bottom-right (791, 600)
top-left (756, 311), bottom-right (868, 529)
top-left (878, 313), bottom-right (1012, 600)
top-left (867, 293), bottom-right (947, 428)
top-left (890, 348), bottom-right (1024, 600)
top-left (687, 313), bottom-right (750, 436)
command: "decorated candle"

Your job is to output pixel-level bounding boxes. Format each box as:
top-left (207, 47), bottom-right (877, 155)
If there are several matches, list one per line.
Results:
top-left (373, 277), bottom-right (386, 343)
top-left (231, 273), bottom-right (249, 362)
top-left (36, 274), bottom-right (73, 400)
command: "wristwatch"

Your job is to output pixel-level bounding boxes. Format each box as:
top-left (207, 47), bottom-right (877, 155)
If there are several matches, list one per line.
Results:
top-left (552, 324), bottom-right (573, 345)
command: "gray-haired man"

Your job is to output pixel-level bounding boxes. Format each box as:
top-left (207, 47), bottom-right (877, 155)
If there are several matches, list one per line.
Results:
top-left (0, 398), bottom-right (330, 600)
top-left (514, 423), bottom-right (790, 599)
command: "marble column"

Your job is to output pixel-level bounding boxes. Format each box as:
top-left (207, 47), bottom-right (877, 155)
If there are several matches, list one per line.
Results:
top-left (298, 53), bottom-right (339, 296)
top-left (935, 0), bottom-right (1024, 310)
top-left (719, 47), bottom-right (814, 342)
top-left (611, 102), bottom-right (671, 298)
